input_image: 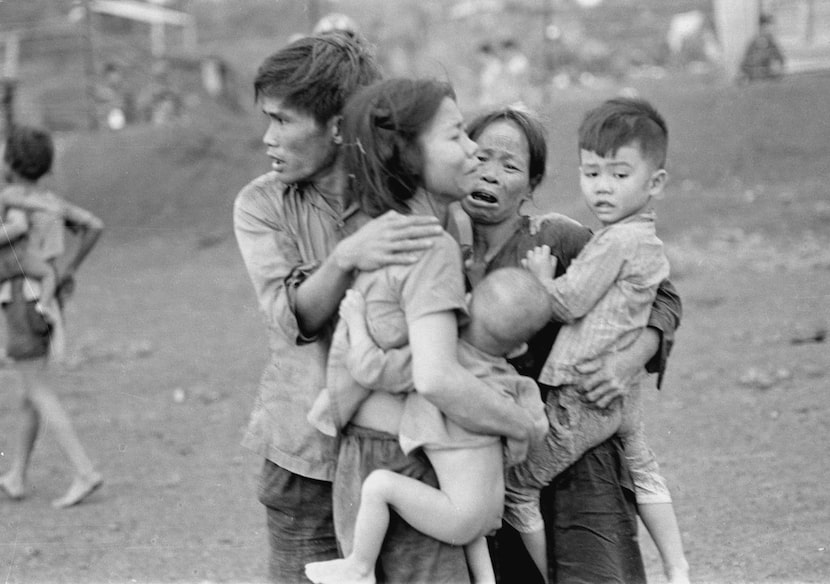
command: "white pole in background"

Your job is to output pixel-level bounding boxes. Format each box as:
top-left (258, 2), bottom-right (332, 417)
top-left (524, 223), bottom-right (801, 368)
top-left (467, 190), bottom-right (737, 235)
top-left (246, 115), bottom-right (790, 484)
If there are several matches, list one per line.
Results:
top-left (713, 0), bottom-right (761, 80)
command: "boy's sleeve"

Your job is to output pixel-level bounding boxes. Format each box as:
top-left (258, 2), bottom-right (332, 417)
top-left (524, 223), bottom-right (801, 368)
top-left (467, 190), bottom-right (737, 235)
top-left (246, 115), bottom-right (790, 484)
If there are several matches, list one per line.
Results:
top-left (543, 231), bottom-right (628, 323)
top-left (645, 278), bottom-right (682, 388)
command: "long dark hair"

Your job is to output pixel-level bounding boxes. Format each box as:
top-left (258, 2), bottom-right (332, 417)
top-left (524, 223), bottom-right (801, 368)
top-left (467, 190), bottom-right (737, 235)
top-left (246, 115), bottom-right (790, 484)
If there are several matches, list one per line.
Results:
top-left (342, 78), bottom-right (455, 217)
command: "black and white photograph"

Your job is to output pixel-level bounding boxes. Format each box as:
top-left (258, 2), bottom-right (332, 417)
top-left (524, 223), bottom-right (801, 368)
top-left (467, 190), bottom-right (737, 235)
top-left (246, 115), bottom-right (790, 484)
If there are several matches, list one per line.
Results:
top-left (1, 1), bottom-right (828, 583)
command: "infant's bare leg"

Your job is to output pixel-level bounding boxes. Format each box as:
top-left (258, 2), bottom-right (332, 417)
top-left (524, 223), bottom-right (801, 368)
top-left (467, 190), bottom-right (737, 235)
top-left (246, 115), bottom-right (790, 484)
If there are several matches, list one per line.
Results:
top-left (306, 443), bottom-right (503, 584)
top-left (422, 443), bottom-right (505, 543)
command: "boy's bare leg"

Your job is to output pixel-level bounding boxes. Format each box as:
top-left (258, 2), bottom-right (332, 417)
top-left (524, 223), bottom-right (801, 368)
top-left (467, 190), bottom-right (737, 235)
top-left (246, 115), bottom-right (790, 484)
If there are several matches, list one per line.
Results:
top-left (16, 360), bottom-right (103, 508)
top-left (306, 444), bottom-right (504, 584)
top-left (0, 386), bottom-right (39, 500)
top-left (639, 503), bottom-right (690, 584)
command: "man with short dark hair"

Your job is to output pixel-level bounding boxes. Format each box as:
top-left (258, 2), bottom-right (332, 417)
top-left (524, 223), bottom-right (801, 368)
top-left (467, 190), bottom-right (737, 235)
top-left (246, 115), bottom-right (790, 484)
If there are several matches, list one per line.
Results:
top-left (233, 32), bottom-right (449, 583)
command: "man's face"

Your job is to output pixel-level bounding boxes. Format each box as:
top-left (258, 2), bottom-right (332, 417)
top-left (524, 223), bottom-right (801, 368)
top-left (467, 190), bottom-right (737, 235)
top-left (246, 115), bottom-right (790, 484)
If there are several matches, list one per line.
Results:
top-left (260, 96), bottom-right (339, 185)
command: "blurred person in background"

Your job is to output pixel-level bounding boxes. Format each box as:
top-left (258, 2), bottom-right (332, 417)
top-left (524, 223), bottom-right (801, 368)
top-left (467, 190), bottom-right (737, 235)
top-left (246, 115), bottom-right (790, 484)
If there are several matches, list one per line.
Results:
top-left (501, 39), bottom-right (531, 107)
top-left (0, 125), bottom-right (105, 510)
top-left (739, 13), bottom-right (786, 82)
top-left (477, 42), bottom-right (504, 110)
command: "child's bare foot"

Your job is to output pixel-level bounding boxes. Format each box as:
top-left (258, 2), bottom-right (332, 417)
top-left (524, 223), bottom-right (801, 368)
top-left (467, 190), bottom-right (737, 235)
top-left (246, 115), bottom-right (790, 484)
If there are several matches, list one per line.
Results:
top-left (0, 473), bottom-right (26, 500)
top-left (305, 557), bottom-right (376, 584)
top-left (51, 472), bottom-right (103, 509)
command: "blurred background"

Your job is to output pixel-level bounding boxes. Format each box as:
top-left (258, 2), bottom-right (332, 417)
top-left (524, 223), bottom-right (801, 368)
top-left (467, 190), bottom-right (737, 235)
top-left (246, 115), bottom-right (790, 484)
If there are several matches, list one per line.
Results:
top-left (1, 0), bottom-right (830, 237)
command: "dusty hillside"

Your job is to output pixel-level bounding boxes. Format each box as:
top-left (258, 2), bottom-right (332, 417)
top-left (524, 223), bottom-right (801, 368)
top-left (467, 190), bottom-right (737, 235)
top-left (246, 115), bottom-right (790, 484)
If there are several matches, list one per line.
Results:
top-left (46, 71), bottom-right (830, 248)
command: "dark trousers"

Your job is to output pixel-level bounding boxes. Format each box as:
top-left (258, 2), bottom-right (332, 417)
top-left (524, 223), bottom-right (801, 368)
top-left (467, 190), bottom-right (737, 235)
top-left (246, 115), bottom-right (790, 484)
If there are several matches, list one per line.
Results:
top-left (258, 460), bottom-right (339, 584)
top-left (489, 436), bottom-right (646, 584)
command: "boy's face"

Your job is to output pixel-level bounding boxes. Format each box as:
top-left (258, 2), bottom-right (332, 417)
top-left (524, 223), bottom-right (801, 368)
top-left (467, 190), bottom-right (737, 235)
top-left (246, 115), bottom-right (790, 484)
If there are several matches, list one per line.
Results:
top-left (579, 143), bottom-right (666, 226)
top-left (259, 95), bottom-right (340, 186)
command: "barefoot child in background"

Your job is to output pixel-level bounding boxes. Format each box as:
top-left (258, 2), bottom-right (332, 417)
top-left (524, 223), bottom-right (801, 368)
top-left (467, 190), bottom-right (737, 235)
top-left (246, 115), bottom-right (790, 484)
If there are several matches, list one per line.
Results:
top-left (513, 97), bottom-right (690, 584)
top-left (1, 127), bottom-right (72, 360)
top-left (0, 125), bottom-right (106, 509)
top-left (306, 267), bottom-right (552, 584)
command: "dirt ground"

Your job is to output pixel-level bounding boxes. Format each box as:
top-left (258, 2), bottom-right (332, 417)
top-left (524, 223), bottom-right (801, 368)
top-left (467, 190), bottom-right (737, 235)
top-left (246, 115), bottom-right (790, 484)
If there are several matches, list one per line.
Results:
top-left (2, 71), bottom-right (830, 582)
top-left (2, 207), bottom-right (828, 584)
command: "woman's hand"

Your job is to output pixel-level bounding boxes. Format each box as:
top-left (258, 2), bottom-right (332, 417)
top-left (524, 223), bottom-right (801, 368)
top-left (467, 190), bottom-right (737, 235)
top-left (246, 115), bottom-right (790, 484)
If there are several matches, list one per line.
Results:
top-left (521, 245), bottom-right (558, 281)
top-left (333, 210), bottom-right (443, 272)
top-left (575, 329), bottom-right (660, 408)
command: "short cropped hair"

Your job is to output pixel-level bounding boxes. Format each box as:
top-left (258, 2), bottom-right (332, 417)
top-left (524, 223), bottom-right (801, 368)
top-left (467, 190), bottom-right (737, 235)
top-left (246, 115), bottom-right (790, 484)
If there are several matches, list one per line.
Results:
top-left (470, 267), bottom-right (552, 349)
top-left (253, 31), bottom-right (382, 126)
top-left (3, 126), bottom-right (54, 181)
top-left (578, 97), bottom-right (668, 169)
top-left (342, 78), bottom-right (455, 217)
top-left (466, 107), bottom-right (548, 191)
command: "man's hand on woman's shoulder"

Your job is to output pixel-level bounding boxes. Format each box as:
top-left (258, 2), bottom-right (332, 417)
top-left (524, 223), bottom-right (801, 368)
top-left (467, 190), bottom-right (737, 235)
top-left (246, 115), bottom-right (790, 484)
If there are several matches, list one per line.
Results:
top-left (334, 210), bottom-right (443, 272)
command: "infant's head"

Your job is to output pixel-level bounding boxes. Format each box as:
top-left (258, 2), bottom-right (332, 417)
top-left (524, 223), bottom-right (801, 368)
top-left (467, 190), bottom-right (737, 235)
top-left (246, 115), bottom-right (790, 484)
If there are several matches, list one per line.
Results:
top-left (467, 267), bottom-right (553, 356)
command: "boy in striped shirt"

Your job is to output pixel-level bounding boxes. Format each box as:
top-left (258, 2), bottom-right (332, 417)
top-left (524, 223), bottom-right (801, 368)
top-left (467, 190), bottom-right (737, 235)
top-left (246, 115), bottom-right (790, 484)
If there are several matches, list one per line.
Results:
top-left (512, 97), bottom-right (690, 584)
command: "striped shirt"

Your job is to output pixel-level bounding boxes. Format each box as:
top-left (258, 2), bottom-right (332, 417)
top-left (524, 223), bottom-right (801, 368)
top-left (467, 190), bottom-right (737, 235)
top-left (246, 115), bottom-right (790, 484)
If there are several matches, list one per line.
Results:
top-left (538, 211), bottom-right (670, 387)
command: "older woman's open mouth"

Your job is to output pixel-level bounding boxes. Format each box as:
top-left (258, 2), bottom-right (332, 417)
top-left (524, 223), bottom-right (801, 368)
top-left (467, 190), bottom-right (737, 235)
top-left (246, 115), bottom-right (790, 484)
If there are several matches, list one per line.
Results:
top-left (469, 191), bottom-right (498, 204)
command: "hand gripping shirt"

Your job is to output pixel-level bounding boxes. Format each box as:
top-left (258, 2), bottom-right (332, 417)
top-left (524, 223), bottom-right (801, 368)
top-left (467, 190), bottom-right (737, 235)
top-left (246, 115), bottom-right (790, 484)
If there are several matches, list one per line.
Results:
top-left (320, 229), bottom-right (467, 428)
